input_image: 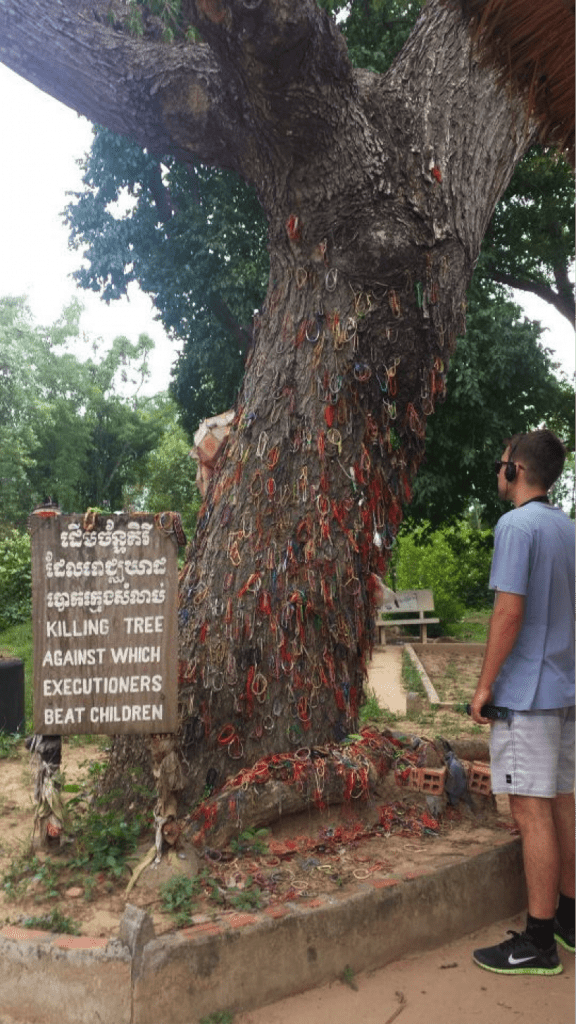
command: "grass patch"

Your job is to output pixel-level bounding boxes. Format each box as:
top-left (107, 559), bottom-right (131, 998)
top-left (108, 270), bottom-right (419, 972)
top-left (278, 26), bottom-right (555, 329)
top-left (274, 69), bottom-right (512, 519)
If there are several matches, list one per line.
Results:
top-left (0, 731), bottom-right (23, 759)
top-left (360, 688), bottom-right (399, 727)
top-left (401, 649), bottom-right (426, 698)
top-left (21, 907), bottom-right (80, 935)
top-left (449, 608), bottom-right (491, 642)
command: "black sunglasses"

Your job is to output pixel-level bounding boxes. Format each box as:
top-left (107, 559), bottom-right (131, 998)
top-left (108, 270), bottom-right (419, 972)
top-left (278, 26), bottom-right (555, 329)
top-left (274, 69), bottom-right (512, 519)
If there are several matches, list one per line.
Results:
top-left (494, 459), bottom-right (522, 475)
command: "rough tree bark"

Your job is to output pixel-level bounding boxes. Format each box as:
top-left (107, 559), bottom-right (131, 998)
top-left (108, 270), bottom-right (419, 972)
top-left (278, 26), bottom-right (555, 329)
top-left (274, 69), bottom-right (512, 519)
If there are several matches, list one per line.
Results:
top-left (1, 0), bottom-right (569, 821)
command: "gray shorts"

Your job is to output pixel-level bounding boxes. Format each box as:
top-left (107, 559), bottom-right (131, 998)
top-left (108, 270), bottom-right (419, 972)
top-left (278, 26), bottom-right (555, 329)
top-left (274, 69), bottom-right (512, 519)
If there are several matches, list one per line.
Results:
top-left (490, 706), bottom-right (575, 798)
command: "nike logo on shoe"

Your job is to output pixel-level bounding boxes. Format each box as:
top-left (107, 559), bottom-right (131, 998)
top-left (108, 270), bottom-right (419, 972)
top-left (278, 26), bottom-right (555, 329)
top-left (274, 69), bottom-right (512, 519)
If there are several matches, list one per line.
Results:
top-left (508, 954), bottom-right (536, 965)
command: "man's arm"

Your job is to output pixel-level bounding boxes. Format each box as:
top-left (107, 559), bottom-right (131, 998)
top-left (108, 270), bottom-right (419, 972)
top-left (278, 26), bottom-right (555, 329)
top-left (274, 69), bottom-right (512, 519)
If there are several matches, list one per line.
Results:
top-left (470, 591), bottom-right (525, 724)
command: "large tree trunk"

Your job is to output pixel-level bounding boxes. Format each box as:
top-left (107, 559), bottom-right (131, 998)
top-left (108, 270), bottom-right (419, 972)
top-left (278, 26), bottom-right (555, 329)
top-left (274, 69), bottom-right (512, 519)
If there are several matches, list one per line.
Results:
top-left (0, 0), bottom-right (557, 816)
top-left (168, 2), bottom-right (533, 807)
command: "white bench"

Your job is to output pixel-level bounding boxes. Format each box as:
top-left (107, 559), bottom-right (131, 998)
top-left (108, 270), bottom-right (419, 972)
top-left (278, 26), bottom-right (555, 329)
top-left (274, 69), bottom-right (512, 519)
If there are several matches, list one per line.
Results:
top-left (376, 589), bottom-right (440, 645)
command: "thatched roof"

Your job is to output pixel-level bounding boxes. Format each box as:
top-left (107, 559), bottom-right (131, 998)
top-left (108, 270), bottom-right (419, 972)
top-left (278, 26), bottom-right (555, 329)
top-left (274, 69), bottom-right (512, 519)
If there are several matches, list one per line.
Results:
top-left (451, 0), bottom-right (575, 165)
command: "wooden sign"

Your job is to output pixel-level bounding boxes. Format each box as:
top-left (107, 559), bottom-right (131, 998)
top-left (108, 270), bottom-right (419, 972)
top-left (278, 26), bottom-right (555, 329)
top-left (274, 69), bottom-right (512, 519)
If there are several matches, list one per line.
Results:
top-left (31, 513), bottom-right (179, 735)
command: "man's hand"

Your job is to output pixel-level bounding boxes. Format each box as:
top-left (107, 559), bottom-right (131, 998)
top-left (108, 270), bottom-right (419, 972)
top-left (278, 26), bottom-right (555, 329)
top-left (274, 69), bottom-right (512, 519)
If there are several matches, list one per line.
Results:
top-left (470, 683), bottom-right (493, 725)
top-left (470, 591), bottom-right (524, 725)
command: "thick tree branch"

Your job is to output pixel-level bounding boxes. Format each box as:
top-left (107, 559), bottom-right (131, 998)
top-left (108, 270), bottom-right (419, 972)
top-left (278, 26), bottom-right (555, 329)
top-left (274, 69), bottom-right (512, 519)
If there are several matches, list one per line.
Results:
top-left (0, 0), bottom-right (240, 170)
top-left (186, 0), bottom-right (354, 138)
top-left (490, 270), bottom-right (575, 325)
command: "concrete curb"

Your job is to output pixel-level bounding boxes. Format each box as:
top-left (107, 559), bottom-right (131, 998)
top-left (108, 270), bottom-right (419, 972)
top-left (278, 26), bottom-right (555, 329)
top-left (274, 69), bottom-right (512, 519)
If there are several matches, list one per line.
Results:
top-left (404, 643), bottom-right (442, 703)
top-left (0, 839), bottom-right (526, 1024)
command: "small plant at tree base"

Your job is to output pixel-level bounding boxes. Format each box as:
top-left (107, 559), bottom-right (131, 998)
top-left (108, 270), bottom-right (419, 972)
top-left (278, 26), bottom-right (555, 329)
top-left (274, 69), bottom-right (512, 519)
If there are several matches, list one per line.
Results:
top-left (2, 853), bottom-right (64, 902)
top-left (229, 828), bottom-right (269, 857)
top-left (359, 689), bottom-right (399, 727)
top-left (227, 878), bottom-right (264, 912)
top-left (159, 874), bottom-right (201, 926)
top-left (340, 964), bottom-right (359, 991)
top-left (0, 732), bottom-right (22, 759)
top-left (21, 907), bottom-right (80, 935)
top-left (68, 807), bottom-right (144, 878)
top-left (1, 852), bottom-right (37, 902)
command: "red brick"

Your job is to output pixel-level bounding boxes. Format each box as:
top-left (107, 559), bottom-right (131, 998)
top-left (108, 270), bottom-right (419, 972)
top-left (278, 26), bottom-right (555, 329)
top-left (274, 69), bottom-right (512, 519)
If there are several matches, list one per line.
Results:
top-left (182, 923), bottom-right (222, 938)
top-left (228, 914), bottom-right (258, 928)
top-left (263, 907), bottom-right (289, 919)
top-left (53, 936), bottom-right (108, 950)
top-left (0, 926), bottom-right (51, 942)
top-left (468, 761), bottom-right (492, 795)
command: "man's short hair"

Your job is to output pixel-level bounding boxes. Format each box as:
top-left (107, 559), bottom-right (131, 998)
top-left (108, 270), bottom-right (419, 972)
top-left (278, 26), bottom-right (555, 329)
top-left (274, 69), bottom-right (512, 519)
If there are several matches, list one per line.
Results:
top-left (506, 429), bottom-right (567, 490)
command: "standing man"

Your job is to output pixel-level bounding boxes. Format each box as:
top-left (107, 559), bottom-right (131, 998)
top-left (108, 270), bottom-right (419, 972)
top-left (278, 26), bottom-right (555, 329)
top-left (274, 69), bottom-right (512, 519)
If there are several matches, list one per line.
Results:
top-left (470, 429), bottom-right (575, 976)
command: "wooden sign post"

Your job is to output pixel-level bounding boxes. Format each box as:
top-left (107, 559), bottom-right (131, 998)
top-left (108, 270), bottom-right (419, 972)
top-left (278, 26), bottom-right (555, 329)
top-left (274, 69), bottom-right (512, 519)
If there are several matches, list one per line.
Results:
top-left (31, 513), bottom-right (179, 736)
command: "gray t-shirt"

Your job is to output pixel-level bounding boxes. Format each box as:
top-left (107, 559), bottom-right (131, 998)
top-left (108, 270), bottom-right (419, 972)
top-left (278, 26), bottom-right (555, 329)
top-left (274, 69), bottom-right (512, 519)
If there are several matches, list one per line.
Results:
top-left (489, 502), bottom-right (575, 710)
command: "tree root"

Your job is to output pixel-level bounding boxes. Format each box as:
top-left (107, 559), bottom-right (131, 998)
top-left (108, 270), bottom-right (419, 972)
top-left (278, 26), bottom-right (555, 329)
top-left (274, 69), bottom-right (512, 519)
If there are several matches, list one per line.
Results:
top-left (184, 728), bottom-right (490, 851)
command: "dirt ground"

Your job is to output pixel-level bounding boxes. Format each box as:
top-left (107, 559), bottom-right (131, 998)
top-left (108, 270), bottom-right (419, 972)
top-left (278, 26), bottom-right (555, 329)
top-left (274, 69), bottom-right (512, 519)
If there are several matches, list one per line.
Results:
top-left (1, 729), bottom-right (512, 941)
top-left (415, 646), bottom-right (485, 703)
top-left (3, 734), bottom-right (573, 1024)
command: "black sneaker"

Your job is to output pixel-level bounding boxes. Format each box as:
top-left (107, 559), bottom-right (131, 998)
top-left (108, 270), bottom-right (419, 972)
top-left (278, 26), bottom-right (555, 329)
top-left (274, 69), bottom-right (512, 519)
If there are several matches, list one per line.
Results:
top-left (554, 918), bottom-right (575, 954)
top-left (473, 930), bottom-right (563, 975)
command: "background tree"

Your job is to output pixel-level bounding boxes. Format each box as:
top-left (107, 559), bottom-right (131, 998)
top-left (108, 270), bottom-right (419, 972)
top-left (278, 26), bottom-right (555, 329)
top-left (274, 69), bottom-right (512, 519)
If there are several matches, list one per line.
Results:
top-left (65, 139), bottom-right (269, 432)
top-left (0, 295), bottom-right (161, 526)
top-left (125, 394), bottom-right (203, 539)
top-left (481, 147), bottom-right (575, 324)
top-left (407, 277), bottom-right (575, 529)
top-left (1, 0), bottom-right (573, 815)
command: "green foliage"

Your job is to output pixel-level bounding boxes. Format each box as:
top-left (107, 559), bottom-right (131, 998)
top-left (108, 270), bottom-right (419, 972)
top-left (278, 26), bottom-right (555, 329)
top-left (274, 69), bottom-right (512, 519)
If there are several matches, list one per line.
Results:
top-left (159, 873), bottom-right (201, 926)
top-left (229, 828), bottom-right (269, 857)
top-left (0, 731), bottom-right (22, 759)
top-left (359, 689), bottom-right (399, 726)
top-left (68, 805), bottom-right (145, 878)
top-left (389, 520), bottom-right (494, 634)
top-left (408, 279), bottom-right (573, 529)
top-left (337, 0), bottom-right (426, 74)
top-left (2, 853), bottom-right (64, 903)
top-left (0, 296), bottom-right (164, 527)
top-left (389, 522), bottom-right (493, 629)
top-left (401, 649), bottom-right (427, 698)
top-left (21, 908), bottom-right (80, 935)
top-left (64, 137), bottom-right (269, 435)
top-left (340, 964), bottom-right (359, 991)
top-left (125, 396), bottom-right (202, 537)
top-left (448, 609), bottom-right (491, 643)
top-left (0, 530), bottom-right (31, 629)
top-left (483, 147), bottom-right (575, 320)
top-left (199, 1014), bottom-right (235, 1024)
top-left (227, 879), bottom-right (264, 912)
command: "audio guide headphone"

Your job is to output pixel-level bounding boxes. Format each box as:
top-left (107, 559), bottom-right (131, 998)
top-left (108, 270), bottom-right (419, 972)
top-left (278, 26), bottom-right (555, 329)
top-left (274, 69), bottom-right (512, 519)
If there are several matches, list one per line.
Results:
top-left (505, 436), bottom-right (523, 482)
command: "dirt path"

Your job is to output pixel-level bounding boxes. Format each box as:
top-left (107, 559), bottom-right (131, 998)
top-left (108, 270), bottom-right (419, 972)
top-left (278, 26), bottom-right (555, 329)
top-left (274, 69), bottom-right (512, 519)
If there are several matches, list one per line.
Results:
top-left (236, 914), bottom-right (575, 1024)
